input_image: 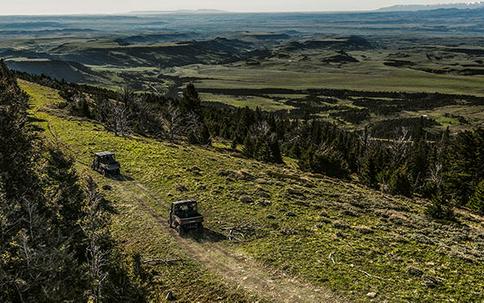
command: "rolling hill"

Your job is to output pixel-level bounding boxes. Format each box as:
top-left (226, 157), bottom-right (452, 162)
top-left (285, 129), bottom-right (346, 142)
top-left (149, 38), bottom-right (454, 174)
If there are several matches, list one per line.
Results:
top-left (19, 79), bottom-right (484, 303)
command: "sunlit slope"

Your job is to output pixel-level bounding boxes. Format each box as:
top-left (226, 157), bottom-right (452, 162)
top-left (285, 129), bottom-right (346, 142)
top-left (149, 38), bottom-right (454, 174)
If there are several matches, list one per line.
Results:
top-left (21, 80), bottom-right (484, 303)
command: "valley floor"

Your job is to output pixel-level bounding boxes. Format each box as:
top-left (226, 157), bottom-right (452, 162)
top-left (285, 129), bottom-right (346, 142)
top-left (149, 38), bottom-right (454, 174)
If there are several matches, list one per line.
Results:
top-left (21, 80), bottom-right (484, 302)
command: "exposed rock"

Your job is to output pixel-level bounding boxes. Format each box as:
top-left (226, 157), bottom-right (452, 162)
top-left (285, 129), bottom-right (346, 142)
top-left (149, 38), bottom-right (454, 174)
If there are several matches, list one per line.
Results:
top-left (423, 275), bottom-right (443, 288)
top-left (366, 292), bottom-right (377, 298)
top-left (218, 169), bottom-right (232, 177)
top-left (235, 169), bottom-right (256, 181)
top-left (176, 184), bottom-right (189, 192)
top-left (286, 211), bottom-right (297, 217)
top-left (354, 226), bottom-right (373, 234)
top-left (258, 200), bottom-right (272, 207)
top-left (240, 195), bottom-right (254, 204)
top-left (407, 266), bottom-right (424, 277)
top-left (166, 290), bottom-right (176, 301)
top-left (102, 184), bottom-right (112, 191)
top-left (255, 188), bottom-right (271, 198)
top-left (255, 178), bottom-right (269, 184)
top-left (267, 214), bottom-right (276, 220)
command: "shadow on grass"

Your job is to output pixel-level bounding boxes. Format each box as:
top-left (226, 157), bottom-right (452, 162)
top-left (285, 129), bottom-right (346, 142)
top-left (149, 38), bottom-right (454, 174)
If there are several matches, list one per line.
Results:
top-left (28, 115), bottom-right (47, 123)
top-left (115, 174), bottom-right (134, 182)
top-left (185, 228), bottom-right (228, 243)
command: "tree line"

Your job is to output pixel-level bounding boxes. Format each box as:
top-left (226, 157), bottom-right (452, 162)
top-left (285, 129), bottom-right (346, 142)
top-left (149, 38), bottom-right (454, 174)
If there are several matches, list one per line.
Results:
top-left (15, 70), bottom-right (483, 217)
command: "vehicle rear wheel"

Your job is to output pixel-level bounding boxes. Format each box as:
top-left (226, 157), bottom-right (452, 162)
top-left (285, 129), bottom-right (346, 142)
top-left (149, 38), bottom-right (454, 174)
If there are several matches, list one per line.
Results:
top-left (178, 225), bottom-right (186, 236)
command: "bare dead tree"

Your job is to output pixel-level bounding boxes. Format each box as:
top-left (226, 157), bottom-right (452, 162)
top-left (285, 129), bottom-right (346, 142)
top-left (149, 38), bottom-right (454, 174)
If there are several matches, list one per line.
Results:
top-left (113, 102), bottom-right (129, 137)
top-left (83, 177), bottom-right (108, 303)
top-left (388, 127), bottom-right (412, 168)
top-left (22, 197), bottom-right (36, 240)
top-left (160, 101), bottom-right (183, 142)
top-left (120, 86), bottom-right (135, 104)
top-left (254, 121), bottom-right (271, 137)
top-left (428, 162), bottom-right (444, 189)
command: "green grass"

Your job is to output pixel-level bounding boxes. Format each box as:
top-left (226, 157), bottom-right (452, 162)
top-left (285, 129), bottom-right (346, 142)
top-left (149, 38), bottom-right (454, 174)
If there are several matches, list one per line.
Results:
top-left (200, 93), bottom-right (293, 111)
top-left (402, 105), bottom-right (484, 131)
top-left (167, 60), bottom-right (484, 96)
top-left (21, 80), bottom-right (484, 303)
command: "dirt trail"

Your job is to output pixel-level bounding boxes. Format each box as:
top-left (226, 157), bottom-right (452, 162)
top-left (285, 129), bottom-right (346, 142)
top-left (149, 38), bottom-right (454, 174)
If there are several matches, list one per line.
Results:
top-left (22, 80), bottom-right (344, 303)
top-left (112, 180), bottom-right (345, 303)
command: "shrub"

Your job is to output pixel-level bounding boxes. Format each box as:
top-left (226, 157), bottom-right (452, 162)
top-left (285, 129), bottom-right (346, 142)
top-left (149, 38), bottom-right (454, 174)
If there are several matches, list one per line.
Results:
top-left (468, 180), bottom-right (484, 214)
top-left (388, 166), bottom-right (413, 197)
top-left (299, 145), bottom-right (349, 178)
top-left (426, 191), bottom-right (455, 220)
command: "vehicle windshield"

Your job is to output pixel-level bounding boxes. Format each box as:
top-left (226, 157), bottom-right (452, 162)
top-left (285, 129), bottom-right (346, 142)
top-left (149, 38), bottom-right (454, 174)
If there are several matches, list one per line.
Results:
top-left (100, 155), bottom-right (117, 164)
top-left (175, 203), bottom-right (198, 217)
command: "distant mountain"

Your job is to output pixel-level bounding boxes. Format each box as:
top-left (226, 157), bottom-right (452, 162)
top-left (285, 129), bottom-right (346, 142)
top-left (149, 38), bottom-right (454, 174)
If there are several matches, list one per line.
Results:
top-left (128, 9), bottom-right (229, 15)
top-left (378, 2), bottom-right (484, 12)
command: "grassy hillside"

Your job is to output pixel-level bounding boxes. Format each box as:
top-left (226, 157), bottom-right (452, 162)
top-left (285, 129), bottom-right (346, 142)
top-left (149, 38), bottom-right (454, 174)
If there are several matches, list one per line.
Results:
top-left (168, 63), bottom-right (484, 96)
top-left (21, 80), bottom-right (483, 302)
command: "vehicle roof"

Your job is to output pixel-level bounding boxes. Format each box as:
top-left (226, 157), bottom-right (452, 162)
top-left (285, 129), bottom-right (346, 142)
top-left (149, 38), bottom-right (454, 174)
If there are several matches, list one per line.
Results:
top-left (95, 151), bottom-right (115, 157)
top-left (172, 200), bottom-right (197, 205)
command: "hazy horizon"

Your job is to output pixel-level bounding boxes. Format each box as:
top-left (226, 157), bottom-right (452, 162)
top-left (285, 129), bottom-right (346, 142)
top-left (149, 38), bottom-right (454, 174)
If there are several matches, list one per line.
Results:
top-left (0, 0), bottom-right (476, 16)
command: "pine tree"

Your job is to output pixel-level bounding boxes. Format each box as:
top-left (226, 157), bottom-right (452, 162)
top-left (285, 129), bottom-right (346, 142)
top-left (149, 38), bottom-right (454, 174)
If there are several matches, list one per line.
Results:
top-left (0, 60), bottom-right (87, 302)
top-left (468, 180), bottom-right (484, 214)
top-left (181, 83), bottom-right (201, 112)
top-left (43, 148), bottom-right (87, 257)
top-left (242, 133), bottom-right (256, 158)
top-left (389, 165), bottom-right (413, 197)
top-left (361, 154), bottom-right (379, 189)
top-left (426, 190), bottom-right (455, 220)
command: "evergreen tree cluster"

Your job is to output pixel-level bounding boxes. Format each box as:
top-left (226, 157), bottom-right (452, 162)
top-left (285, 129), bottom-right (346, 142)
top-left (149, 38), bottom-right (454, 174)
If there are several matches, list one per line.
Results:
top-left (0, 62), bottom-right (144, 302)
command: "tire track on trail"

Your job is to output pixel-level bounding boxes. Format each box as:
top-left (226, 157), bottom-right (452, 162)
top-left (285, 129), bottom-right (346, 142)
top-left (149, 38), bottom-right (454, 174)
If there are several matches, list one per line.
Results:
top-left (112, 180), bottom-right (345, 303)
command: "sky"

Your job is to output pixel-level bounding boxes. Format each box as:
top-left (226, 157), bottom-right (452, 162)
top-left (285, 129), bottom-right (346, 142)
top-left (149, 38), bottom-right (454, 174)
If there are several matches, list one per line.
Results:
top-left (0, 0), bottom-right (470, 15)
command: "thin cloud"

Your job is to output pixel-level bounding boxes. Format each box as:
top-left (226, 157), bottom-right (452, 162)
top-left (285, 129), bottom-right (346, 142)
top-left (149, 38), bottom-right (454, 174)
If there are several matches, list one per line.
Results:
top-left (0, 0), bottom-right (468, 15)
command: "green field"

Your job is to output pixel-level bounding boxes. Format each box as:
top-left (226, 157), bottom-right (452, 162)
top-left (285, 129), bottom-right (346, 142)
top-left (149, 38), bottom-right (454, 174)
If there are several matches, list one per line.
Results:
top-left (168, 63), bottom-right (484, 96)
top-left (200, 93), bottom-right (294, 111)
top-left (21, 80), bottom-right (484, 303)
